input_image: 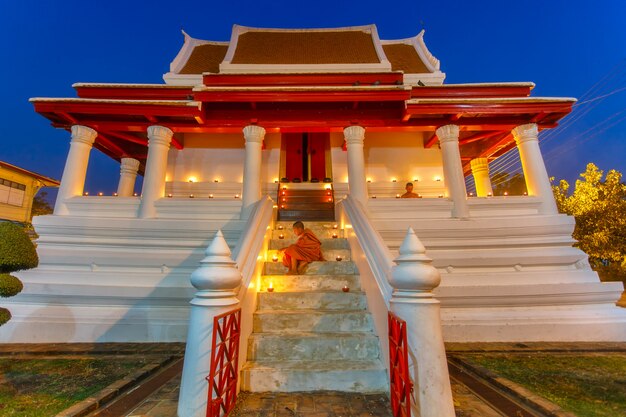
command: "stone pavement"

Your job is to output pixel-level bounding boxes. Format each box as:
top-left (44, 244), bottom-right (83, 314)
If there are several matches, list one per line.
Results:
top-left (125, 375), bottom-right (499, 417)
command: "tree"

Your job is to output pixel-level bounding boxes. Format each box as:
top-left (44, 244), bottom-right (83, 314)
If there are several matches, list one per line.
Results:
top-left (0, 222), bottom-right (39, 325)
top-left (552, 163), bottom-right (626, 282)
top-left (31, 190), bottom-right (53, 219)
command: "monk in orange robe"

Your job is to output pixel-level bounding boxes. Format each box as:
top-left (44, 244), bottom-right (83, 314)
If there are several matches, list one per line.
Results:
top-left (280, 221), bottom-right (324, 275)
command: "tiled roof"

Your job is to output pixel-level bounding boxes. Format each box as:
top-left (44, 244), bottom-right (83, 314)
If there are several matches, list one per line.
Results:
top-left (179, 44), bottom-right (228, 74)
top-left (230, 30), bottom-right (380, 65)
top-left (382, 43), bottom-right (430, 74)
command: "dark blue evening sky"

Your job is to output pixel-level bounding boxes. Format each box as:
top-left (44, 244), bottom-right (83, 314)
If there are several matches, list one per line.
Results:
top-left (0, 0), bottom-right (624, 199)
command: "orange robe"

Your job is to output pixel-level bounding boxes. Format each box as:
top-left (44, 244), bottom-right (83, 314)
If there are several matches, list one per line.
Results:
top-left (282, 229), bottom-right (324, 267)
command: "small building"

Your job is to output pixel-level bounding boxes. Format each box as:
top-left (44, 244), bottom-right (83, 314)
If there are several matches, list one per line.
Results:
top-left (0, 161), bottom-right (59, 224)
top-left (3, 24), bottom-right (625, 346)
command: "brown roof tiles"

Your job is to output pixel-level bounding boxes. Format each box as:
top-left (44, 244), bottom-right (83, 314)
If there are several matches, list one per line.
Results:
top-left (179, 44), bottom-right (228, 74)
top-left (382, 43), bottom-right (431, 74)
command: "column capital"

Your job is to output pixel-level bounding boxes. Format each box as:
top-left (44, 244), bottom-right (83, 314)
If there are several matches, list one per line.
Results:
top-left (343, 125), bottom-right (365, 145)
top-left (120, 157), bottom-right (140, 175)
top-left (70, 125), bottom-right (97, 146)
top-left (512, 123), bottom-right (539, 145)
top-left (147, 125), bottom-right (173, 147)
top-left (470, 157), bottom-right (489, 174)
top-left (243, 125), bottom-right (266, 143)
top-left (435, 124), bottom-right (460, 144)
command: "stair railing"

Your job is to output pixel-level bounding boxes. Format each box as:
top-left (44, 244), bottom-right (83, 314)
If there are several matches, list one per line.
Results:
top-left (337, 195), bottom-right (455, 417)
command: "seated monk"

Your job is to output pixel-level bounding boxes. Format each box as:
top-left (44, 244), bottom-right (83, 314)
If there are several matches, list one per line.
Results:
top-left (279, 221), bottom-right (324, 275)
top-left (401, 182), bottom-right (419, 198)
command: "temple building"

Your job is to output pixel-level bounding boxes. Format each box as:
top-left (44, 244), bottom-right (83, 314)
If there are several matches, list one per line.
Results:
top-left (3, 24), bottom-right (625, 350)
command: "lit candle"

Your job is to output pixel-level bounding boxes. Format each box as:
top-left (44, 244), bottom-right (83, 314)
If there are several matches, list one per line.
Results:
top-left (268, 282), bottom-right (274, 292)
top-left (272, 255), bottom-right (278, 262)
top-left (342, 285), bottom-right (350, 293)
top-left (438, 194), bottom-right (444, 198)
top-left (209, 194), bottom-right (214, 198)
top-left (113, 192), bottom-right (118, 196)
top-left (97, 192), bottom-right (103, 196)
top-left (214, 179), bottom-right (219, 183)
top-left (235, 194), bottom-right (240, 198)
top-left (396, 194), bottom-right (400, 198)
top-left (418, 194), bottom-right (422, 198)
top-left (133, 193), bottom-right (138, 197)
top-left (279, 234), bottom-right (285, 239)
top-left (503, 191), bottom-right (509, 196)
top-left (167, 193), bottom-right (173, 198)
top-left (468, 192), bottom-right (474, 197)
top-left (328, 198), bottom-right (332, 202)
top-left (392, 179), bottom-right (397, 182)
top-left (332, 233), bottom-right (338, 239)
top-left (487, 192), bottom-right (493, 197)
top-left (336, 255), bottom-right (343, 261)
top-left (333, 224), bottom-right (338, 229)
top-left (189, 194), bottom-right (194, 198)
top-left (523, 192), bottom-right (528, 196)
top-left (372, 195), bottom-right (377, 199)
top-left (83, 192), bottom-right (89, 196)
top-left (367, 178), bottom-right (372, 183)
top-left (278, 225), bottom-right (284, 230)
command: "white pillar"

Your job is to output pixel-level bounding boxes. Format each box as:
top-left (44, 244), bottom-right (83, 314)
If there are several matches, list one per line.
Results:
top-left (117, 157), bottom-right (140, 197)
top-left (54, 125), bottom-right (97, 215)
top-left (344, 125), bottom-right (368, 205)
top-left (178, 230), bottom-right (241, 417)
top-left (389, 228), bottom-right (455, 417)
top-left (241, 125), bottom-right (266, 219)
top-left (512, 123), bottom-right (558, 214)
top-left (470, 157), bottom-right (493, 197)
top-left (436, 124), bottom-right (469, 218)
top-left (138, 125), bottom-right (173, 218)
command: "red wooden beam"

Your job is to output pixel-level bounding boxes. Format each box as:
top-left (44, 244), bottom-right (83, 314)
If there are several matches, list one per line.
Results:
top-left (459, 131), bottom-right (503, 145)
top-left (193, 89), bottom-right (411, 103)
top-left (481, 133), bottom-right (514, 158)
top-left (33, 101), bottom-right (202, 120)
top-left (411, 84), bottom-right (533, 99)
top-left (97, 133), bottom-right (128, 157)
top-left (106, 131), bottom-right (148, 146)
top-left (75, 84), bottom-right (193, 100)
top-left (406, 101), bottom-right (574, 116)
top-left (202, 72), bottom-right (403, 87)
top-left (423, 133), bottom-right (438, 148)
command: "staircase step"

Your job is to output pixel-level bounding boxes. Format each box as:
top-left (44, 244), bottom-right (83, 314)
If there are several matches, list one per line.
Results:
top-left (267, 248), bottom-right (351, 262)
top-left (279, 202), bottom-right (334, 210)
top-left (240, 360), bottom-right (388, 392)
top-left (253, 310), bottom-right (373, 333)
top-left (271, 229), bottom-right (344, 240)
top-left (278, 210), bottom-right (335, 221)
top-left (248, 332), bottom-right (380, 361)
top-left (260, 274), bottom-right (362, 292)
top-left (264, 261), bottom-right (358, 275)
top-left (275, 221), bottom-right (339, 232)
top-left (270, 238), bottom-right (349, 250)
top-left (258, 291), bottom-right (366, 310)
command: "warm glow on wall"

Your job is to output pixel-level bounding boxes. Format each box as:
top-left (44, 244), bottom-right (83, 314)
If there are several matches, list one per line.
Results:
top-left (188, 176), bottom-right (197, 183)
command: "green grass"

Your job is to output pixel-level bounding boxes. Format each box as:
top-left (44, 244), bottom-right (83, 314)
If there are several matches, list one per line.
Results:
top-left (460, 353), bottom-right (626, 417)
top-left (0, 357), bottom-right (150, 417)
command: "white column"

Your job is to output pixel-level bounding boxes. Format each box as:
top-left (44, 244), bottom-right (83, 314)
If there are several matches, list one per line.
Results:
top-left (389, 228), bottom-right (455, 417)
top-left (512, 123), bottom-right (558, 214)
top-left (344, 125), bottom-right (368, 205)
top-left (436, 124), bottom-right (469, 218)
top-left (241, 125), bottom-right (266, 219)
top-left (117, 157), bottom-right (140, 197)
top-left (54, 125), bottom-right (97, 215)
top-left (138, 125), bottom-right (173, 218)
top-left (470, 157), bottom-right (493, 197)
top-left (178, 230), bottom-right (241, 417)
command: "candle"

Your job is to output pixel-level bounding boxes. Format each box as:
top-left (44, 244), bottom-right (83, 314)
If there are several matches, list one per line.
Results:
top-left (83, 192), bottom-right (89, 196)
top-left (333, 224), bottom-right (338, 229)
top-left (268, 282), bottom-right (274, 292)
top-left (167, 193), bottom-right (172, 198)
top-left (278, 225), bottom-right (284, 230)
top-left (396, 194), bottom-right (400, 198)
top-left (272, 255), bottom-right (278, 262)
top-left (336, 255), bottom-right (343, 262)
top-left (234, 194), bottom-right (240, 198)
top-left (209, 194), bottom-right (213, 198)
top-left (332, 233), bottom-right (338, 239)
top-left (342, 286), bottom-right (350, 293)
top-left (372, 195), bottom-right (377, 199)
top-left (279, 234), bottom-right (284, 239)
top-left (189, 194), bottom-right (194, 198)
top-left (113, 192), bottom-right (118, 196)
top-left (97, 192), bottom-right (103, 196)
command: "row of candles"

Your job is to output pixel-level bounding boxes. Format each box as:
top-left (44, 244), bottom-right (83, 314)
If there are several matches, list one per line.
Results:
top-left (266, 282), bottom-right (350, 292)
top-left (82, 192), bottom-right (241, 198)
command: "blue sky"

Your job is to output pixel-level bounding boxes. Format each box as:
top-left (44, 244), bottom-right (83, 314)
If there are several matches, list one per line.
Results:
top-left (0, 0), bottom-right (624, 198)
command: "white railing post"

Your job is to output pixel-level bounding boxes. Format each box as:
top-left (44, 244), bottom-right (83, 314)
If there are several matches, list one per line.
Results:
top-left (178, 230), bottom-right (241, 417)
top-left (389, 228), bottom-right (455, 417)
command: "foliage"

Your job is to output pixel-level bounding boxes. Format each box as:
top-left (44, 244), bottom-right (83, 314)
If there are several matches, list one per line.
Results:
top-left (552, 163), bottom-right (626, 281)
top-left (0, 222), bottom-right (38, 273)
top-left (31, 191), bottom-right (53, 219)
top-left (0, 357), bottom-right (151, 416)
top-left (462, 353), bottom-right (626, 417)
top-left (491, 172), bottom-right (528, 196)
top-left (0, 222), bottom-right (38, 326)
top-left (0, 274), bottom-right (23, 298)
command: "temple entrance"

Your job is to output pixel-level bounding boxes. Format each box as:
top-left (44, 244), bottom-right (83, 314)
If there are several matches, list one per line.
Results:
top-left (281, 132), bottom-right (330, 182)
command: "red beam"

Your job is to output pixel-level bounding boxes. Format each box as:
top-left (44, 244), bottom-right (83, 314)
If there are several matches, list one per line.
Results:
top-left (411, 84), bottom-right (533, 99)
top-left (424, 133), bottom-right (438, 148)
top-left (193, 89), bottom-right (411, 103)
top-left (97, 133), bottom-right (127, 157)
top-left (202, 72), bottom-right (404, 87)
top-left (459, 131), bottom-right (503, 145)
top-left (75, 85), bottom-right (193, 100)
top-left (406, 101), bottom-right (574, 116)
top-left (481, 133), bottom-right (514, 158)
top-left (106, 131), bottom-right (148, 146)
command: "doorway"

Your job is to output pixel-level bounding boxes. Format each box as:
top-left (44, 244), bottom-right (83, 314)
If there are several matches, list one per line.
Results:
top-left (281, 132), bottom-right (330, 182)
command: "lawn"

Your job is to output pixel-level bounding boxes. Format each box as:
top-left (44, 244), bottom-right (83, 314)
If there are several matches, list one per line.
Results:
top-left (460, 353), bottom-right (626, 417)
top-left (0, 356), bottom-right (150, 417)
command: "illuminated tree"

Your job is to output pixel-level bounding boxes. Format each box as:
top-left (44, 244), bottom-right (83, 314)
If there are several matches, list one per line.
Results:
top-left (552, 163), bottom-right (626, 281)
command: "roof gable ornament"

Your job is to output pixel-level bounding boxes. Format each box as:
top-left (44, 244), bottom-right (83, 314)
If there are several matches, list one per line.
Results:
top-left (164, 30), bottom-right (228, 86)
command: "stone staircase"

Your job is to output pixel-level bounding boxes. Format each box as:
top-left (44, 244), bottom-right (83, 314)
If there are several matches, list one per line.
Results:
top-left (240, 221), bottom-right (388, 392)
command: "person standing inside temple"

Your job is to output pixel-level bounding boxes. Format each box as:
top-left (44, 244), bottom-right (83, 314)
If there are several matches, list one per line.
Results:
top-left (280, 221), bottom-right (324, 275)
top-left (401, 182), bottom-right (419, 198)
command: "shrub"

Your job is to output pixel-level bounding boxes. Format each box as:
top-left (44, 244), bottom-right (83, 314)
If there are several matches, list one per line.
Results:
top-left (0, 222), bottom-right (38, 273)
top-left (0, 274), bottom-right (23, 297)
top-left (0, 307), bottom-right (10, 326)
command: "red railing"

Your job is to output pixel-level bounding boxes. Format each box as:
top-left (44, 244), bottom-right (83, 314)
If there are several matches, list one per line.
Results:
top-left (388, 311), bottom-right (413, 417)
top-left (206, 308), bottom-right (242, 417)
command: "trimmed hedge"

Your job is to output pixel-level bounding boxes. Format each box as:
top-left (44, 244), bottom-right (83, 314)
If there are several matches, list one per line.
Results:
top-left (0, 307), bottom-right (10, 326)
top-left (0, 273), bottom-right (23, 297)
top-left (0, 222), bottom-right (38, 273)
